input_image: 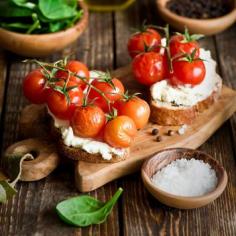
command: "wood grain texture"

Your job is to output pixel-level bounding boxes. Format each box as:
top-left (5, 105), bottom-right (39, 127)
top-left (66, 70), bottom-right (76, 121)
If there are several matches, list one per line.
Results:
top-left (0, 50), bottom-right (7, 121)
top-left (114, 1), bottom-right (236, 236)
top-left (0, 0), bottom-right (236, 235)
top-left (75, 66), bottom-right (236, 192)
top-left (0, 13), bottom-right (120, 236)
top-left (215, 25), bottom-right (236, 152)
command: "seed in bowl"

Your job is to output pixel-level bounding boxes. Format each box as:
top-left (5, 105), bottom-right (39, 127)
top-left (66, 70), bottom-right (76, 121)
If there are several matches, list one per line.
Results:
top-left (151, 158), bottom-right (218, 197)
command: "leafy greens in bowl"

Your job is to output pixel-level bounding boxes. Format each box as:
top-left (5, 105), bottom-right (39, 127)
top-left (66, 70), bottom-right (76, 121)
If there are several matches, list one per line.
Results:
top-left (0, 0), bottom-right (84, 34)
top-left (0, 0), bottom-right (88, 57)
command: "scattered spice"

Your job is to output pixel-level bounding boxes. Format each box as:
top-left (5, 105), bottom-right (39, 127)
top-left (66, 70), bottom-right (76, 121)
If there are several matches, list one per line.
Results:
top-left (156, 136), bottom-right (163, 142)
top-left (151, 158), bottom-right (218, 197)
top-left (151, 128), bottom-right (159, 135)
top-left (166, 0), bottom-right (231, 19)
top-left (167, 130), bottom-right (175, 136)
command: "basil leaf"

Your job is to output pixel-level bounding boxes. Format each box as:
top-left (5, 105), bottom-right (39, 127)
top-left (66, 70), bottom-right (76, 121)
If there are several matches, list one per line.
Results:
top-left (39, 0), bottom-right (77, 21)
top-left (56, 188), bottom-right (123, 227)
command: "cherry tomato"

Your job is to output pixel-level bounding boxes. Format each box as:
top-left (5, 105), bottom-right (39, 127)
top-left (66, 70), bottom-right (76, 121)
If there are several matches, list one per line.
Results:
top-left (23, 69), bottom-right (48, 104)
top-left (132, 52), bottom-right (168, 86)
top-left (170, 35), bottom-right (200, 59)
top-left (47, 81), bottom-right (83, 120)
top-left (71, 105), bottom-right (106, 138)
top-left (88, 77), bottom-right (124, 112)
top-left (171, 60), bottom-right (206, 85)
top-left (104, 116), bottom-right (137, 148)
top-left (56, 60), bottom-right (89, 89)
top-left (128, 28), bottom-right (162, 58)
top-left (114, 97), bottom-right (150, 129)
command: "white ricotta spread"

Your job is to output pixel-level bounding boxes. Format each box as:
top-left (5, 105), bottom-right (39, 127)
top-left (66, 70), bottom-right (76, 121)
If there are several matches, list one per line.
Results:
top-left (150, 48), bottom-right (221, 107)
top-left (61, 127), bottom-right (126, 160)
top-left (47, 108), bottom-right (70, 128)
top-left (47, 71), bottom-right (126, 160)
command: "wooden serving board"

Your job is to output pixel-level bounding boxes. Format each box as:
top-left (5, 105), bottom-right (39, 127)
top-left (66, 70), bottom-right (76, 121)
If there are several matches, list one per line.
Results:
top-left (75, 66), bottom-right (236, 192)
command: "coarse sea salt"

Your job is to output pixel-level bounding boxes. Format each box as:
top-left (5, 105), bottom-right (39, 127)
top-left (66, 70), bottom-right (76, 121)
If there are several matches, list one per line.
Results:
top-left (151, 158), bottom-right (218, 197)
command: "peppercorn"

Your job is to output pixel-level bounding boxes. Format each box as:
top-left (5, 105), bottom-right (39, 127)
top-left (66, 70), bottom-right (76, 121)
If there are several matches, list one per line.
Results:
top-left (151, 128), bottom-right (159, 135)
top-left (156, 136), bottom-right (163, 142)
top-left (166, 0), bottom-right (231, 19)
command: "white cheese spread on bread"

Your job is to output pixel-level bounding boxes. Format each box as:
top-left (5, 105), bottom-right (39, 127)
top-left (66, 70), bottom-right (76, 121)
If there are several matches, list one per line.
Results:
top-left (47, 96), bottom-right (126, 161)
top-left (61, 127), bottom-right (126, 160)
top-left (150, 48), bottom-right (222, 107)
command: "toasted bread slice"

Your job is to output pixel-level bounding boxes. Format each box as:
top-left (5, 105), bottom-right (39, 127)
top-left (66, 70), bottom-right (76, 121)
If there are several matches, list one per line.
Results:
top-left (58, 139), bottom-right (129, 163)
top-left (50, 121), bottom-right (129, 163)
top-left (150, 78), bottom-right (222, 126)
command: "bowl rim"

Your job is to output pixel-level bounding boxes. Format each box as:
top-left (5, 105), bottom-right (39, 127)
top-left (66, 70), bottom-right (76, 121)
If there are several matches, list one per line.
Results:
top-left (141, 147), bottom-right (228, 202)
top-left (0, 0), bottom-right (88, 38)
top-left (157, 0), bottom-right (236, 23)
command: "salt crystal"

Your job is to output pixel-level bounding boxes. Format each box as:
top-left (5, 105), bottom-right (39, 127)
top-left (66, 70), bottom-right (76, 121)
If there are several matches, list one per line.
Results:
top-left (151, 158), bottom-right (218, 197)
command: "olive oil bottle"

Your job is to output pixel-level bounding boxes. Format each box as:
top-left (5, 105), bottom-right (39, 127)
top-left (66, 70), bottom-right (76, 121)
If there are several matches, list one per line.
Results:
top-left (84, 0), bottom-right (135, 11)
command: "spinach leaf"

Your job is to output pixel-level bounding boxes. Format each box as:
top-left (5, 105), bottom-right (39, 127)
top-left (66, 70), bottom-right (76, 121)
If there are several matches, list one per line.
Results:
top-left (56, 188), bottom-right (123, 227)
top-left (0, 153), bottom-right (34, 203)
top-left (0, 180), bottom-right (17, 204)
top-left (12, 0), bottom-right (36, 10)
top-left (49, 21), bottom-right (68, 33)
top-left (39, 0), bottom-right (77, 21)
top-left (0, 2), bottom-right (33, 17)
top-left (1, 22), bottom-right (32, 30)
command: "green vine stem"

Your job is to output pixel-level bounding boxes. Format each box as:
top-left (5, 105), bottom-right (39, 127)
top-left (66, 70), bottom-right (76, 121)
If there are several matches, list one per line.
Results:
top-left (24, 59), bottom-right (112, 107)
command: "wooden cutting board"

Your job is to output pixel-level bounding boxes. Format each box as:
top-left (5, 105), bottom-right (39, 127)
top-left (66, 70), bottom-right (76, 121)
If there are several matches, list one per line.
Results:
top-left (75, 66), bottom-right (236, 192)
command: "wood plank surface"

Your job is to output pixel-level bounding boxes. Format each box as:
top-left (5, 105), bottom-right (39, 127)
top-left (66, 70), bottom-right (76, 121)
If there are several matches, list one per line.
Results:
top-left (114, 1), bottom-right (236, 236)
top-left (75, 67), bottom-right (236, 192)
top-left (0, 0), bottom-right (236, 235)
top-left (0, 13), bottom-right (120, 236)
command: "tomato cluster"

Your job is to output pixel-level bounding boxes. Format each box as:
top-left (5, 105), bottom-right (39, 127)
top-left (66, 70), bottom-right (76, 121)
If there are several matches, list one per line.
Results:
top-left (128, 27), bottom-right (206, 86)
top-left (23, 60), bottom-right (150, 149)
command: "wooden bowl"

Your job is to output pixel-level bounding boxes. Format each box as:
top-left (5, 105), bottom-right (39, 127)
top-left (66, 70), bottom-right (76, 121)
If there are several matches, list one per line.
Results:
top-left (0, 1), bottom-right (88, 57)
top-left (156, 0), bottom-right (236, 35)
top-left (141, 148), bottom-right (228, 209)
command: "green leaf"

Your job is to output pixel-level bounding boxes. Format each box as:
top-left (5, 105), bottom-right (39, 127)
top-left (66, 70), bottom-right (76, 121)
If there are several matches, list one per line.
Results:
top-left (1, 22), bottom-right (32, 30)
top-left (56, 188), bottom-right (123, 227)
top-left (38, 0), bottom-right (77, 21)
top-left (12, 0), bottom-right (36, 9)
top-left (49, 21), bottom-right (68, 33)
top-left (0, 184), bottom-right (7, 203)
top-left (0, 2), bottom-right (33, 17)
top-left (0, 180), bottom-right (17, 204)
top-left (2, 153), bottom-right (34, 186)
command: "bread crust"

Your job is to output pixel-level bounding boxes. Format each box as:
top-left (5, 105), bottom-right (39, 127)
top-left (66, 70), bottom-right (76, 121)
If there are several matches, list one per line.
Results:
top-left (50, 121), bottom-right (129, 163)
top-left (150, 79), bottom-right (222, 126)
top-left (58, 139), bottom-right (129, 163)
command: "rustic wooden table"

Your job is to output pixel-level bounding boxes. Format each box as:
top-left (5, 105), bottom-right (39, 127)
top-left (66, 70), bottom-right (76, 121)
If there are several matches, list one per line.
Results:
top-left (0, 1), bottom-right (236, 235)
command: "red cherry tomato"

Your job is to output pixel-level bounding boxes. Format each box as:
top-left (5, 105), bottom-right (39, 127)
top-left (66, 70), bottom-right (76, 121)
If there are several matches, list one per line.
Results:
top-left (47, 81), bottom-right (83, 120)
top-left (170, 35), bottom-right (200, 59)
top-left (114, 97), bottom-right (150, 129)
top-left (104, 116), bottom-right (137, 148)
top-left (171, 60), bottom-right (206, 85)
top-left (23, 69), bottom-right (48, 104)
top-left (132, 52), bottom-right (168, 86)
top-left (128, 28), bottom-right (162, 58)
top-left (88, 77), bottom-right (124, 112)
top-left (71, 105), bottom-right (106, 138)
top-left (56, 60), bottom-right (89, 89)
